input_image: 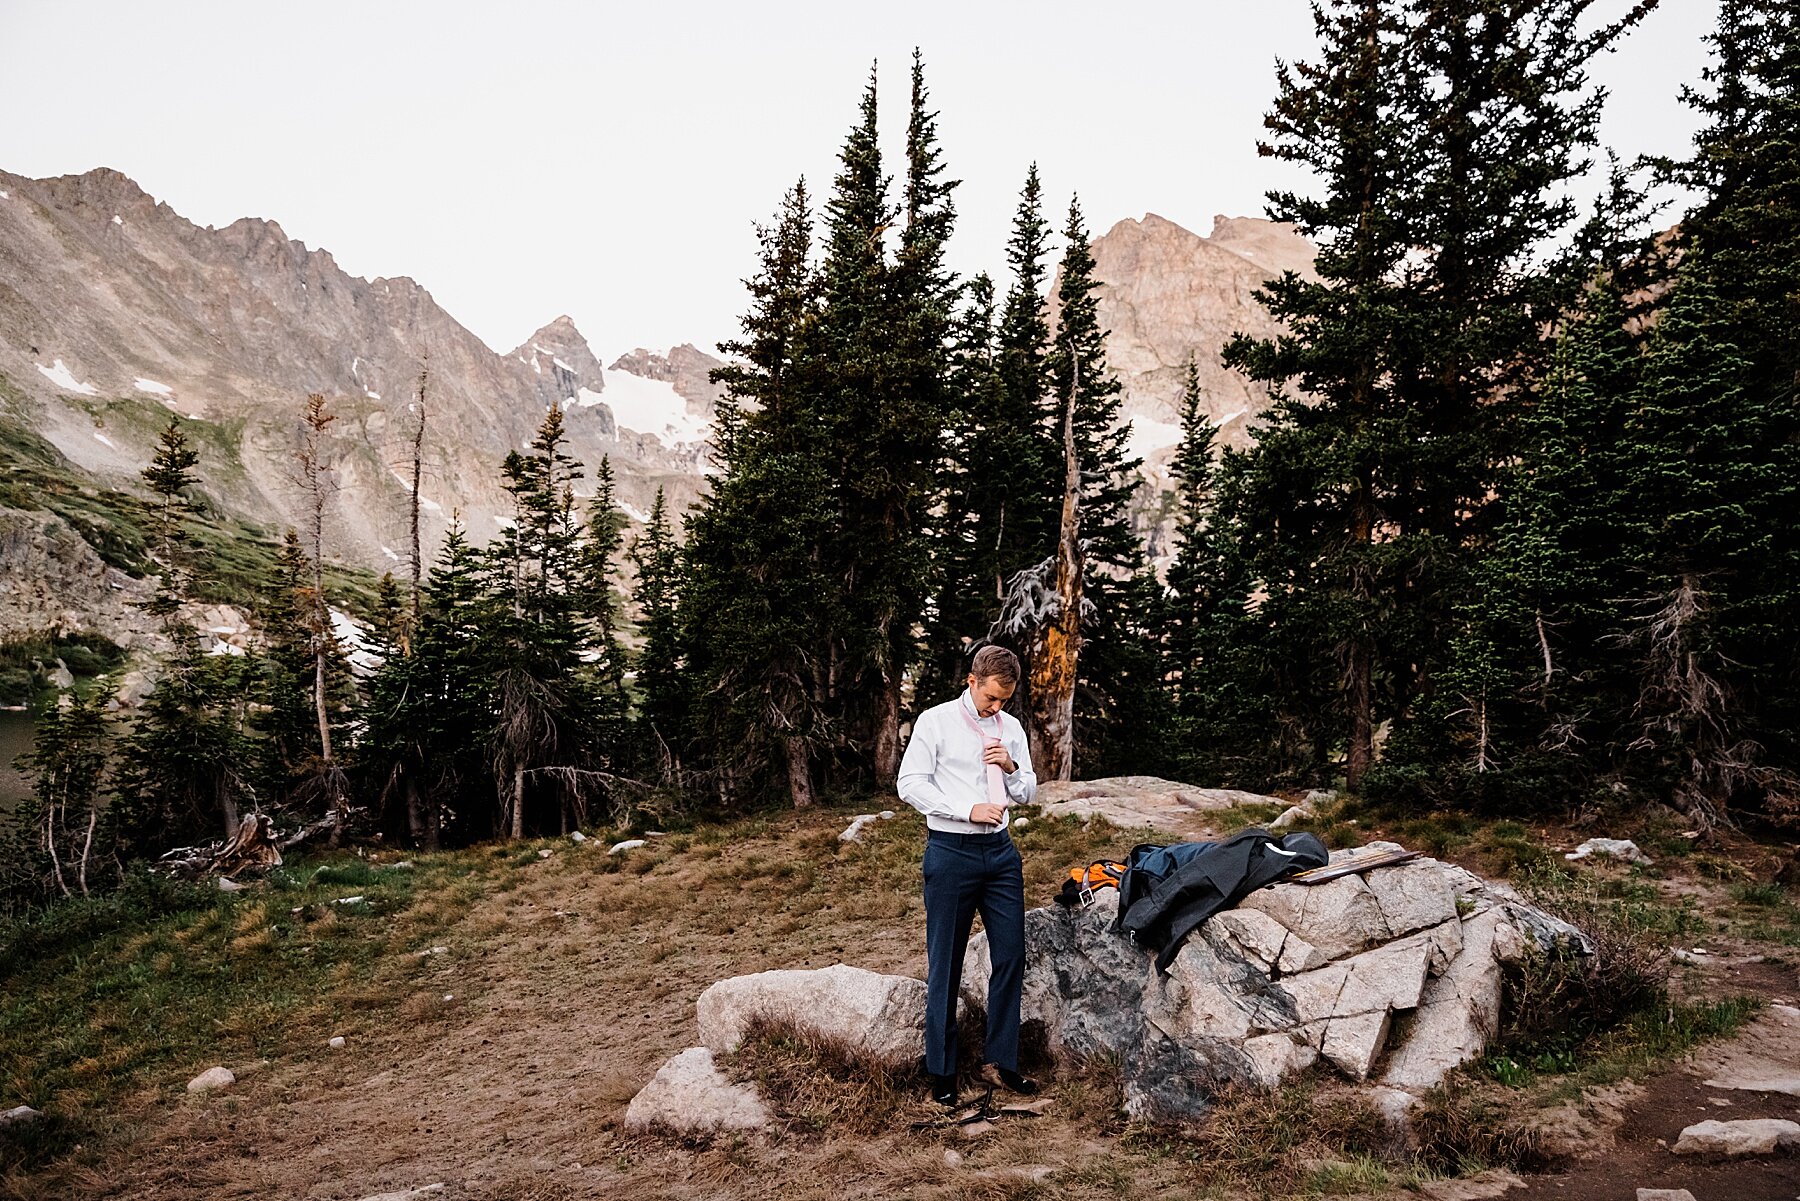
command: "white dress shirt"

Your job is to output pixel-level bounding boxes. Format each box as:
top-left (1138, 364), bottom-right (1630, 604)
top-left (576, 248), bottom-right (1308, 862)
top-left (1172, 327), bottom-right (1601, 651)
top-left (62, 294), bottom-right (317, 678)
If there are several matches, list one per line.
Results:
top-left (897, 689), bottom-right (1038, 833)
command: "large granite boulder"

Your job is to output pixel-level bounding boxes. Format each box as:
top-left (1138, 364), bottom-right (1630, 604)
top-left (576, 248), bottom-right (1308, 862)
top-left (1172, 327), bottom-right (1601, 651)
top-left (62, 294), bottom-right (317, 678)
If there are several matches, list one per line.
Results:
top-left (696, 963), bottom-right (927, 1068)
top-left (963, 843), bottom-right (1590, 1118)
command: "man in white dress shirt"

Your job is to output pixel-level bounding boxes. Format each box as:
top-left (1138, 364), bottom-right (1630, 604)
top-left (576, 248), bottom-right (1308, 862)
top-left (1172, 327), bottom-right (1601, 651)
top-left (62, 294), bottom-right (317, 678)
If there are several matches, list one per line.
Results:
top-left (897, 644), bottom-right (1039, 1106)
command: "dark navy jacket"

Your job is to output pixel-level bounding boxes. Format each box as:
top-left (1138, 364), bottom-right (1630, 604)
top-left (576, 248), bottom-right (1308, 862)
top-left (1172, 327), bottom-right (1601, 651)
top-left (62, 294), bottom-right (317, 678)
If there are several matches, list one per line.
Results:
top-left (1116, 828), bottom-right (1329, 973)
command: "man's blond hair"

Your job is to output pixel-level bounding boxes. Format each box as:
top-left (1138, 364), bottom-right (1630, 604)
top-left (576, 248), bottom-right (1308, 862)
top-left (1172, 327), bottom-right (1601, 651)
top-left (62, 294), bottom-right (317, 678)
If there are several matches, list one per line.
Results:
top-left (970, 645), bottom-right (1021, 686)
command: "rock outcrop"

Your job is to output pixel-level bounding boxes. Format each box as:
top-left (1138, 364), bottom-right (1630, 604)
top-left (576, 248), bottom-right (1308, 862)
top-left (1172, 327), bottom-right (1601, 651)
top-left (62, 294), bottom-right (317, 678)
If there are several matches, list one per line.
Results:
top-left (1034, 775), bottom-right (1284, 837)
top-left (961, 843), bottom-right (1590, 1118)
top-left (1057, 213), bottom-right (1316, 453)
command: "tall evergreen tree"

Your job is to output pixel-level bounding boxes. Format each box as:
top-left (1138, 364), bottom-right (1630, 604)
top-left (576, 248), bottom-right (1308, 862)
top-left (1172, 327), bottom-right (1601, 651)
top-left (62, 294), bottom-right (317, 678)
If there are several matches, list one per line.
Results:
top-left (685, 180), bottom-right (833, 808)
top-left (1221, 0), bottom-right (1654, 791)
top-left (630, 488), bottom-right (685, 764)
top-left (140, 416), bottom-right (201, 618)
top-left (487, 405), bottom-right (603, 837)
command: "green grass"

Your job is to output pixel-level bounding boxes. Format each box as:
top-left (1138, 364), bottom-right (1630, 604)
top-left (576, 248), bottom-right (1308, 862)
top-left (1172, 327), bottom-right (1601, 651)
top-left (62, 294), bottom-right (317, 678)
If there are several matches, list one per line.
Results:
top-left (0, 850), bottom-right (491, 1173)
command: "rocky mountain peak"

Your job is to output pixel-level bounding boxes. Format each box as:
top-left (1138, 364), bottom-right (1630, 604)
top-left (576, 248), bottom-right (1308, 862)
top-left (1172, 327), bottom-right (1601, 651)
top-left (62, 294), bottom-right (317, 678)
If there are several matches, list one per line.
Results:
top-left (511, 315), bottom-right (607, 398)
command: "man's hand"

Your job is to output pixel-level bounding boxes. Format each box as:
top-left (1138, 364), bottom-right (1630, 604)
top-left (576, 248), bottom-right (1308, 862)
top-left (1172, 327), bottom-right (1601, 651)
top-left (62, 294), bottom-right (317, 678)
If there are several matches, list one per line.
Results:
top-left (969, 802), bottom-right (1008, 826)
top-left (982, 741), bottom-right (1017, 774)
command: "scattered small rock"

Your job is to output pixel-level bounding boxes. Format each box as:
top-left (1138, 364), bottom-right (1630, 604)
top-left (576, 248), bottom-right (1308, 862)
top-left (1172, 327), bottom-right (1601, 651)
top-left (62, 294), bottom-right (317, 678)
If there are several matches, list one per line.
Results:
top-left (839, 814), bottom-right (884, 843)
top-left (1270, 805), bottom-right (1312, 829)
top-left (1564, 838), bottom-right (1652, 865)
top-left (415, 946), bottom-right (449, 958)
top-left (186, 1066), bottom-right (235, 1093)
top-left (1010, 817), bottom-right (1029, 830)
top-left (333, 895), bottom-right (365, 905)
top-left (385, 860), bottom-right (414, 870)
top-left (942, 1149), bottom-right (963, 1167)
top-left (355, 1187), bottom-right (446, 1201)
top-left (441, 994), bottom-right (454, 1002)
top-left (1418, 1171), bottom-right (1524, 1200)
top-left (216, 876), bottom-right (246, 892)
top-left (999, 1097), bottom-right (1054, 1116)
top-left (537, 848), bottom-right (553, 859)
top-left (328, 1036), bottom-right (346, 1049)
top-left (975, 1164), bottom-right (1053, 1183)
top-left (0, 1105), bottom-right (43, 1129)
top-left (609, 839), bottom-right (647, 855)
top-left (1636, 1190), bottom-right (1698, 1201)
top-left (958, 1119), bottom-right (996, 1138)
top-left (570, 831), bottom-right (588, 843)
top-left (1303, 788), bottom-right (1338, 806)
top-left (1671, 1117), bottom-right (1799, 1156)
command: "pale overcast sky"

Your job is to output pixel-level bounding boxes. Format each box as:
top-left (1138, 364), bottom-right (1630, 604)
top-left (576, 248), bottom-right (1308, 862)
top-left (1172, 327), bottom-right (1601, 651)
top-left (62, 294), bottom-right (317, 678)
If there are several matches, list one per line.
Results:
top-left (0, 1), bottom-right (1719, 359)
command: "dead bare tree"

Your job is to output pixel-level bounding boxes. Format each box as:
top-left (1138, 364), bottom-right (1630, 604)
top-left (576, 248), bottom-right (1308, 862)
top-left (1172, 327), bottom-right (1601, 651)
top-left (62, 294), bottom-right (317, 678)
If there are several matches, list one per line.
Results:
top-left (1030, 369), bottom-right (1084, 780)
top-left (409, 361), bottom-right (428, 620)
top-left (296, 393), bottom-right (350, 840)
top-left (1619, 573), bottom-right (1743, 829)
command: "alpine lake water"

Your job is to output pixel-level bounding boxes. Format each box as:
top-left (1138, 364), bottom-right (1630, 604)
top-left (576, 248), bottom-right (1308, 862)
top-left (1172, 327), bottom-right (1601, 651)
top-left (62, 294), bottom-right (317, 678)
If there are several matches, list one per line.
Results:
top-left (0, 708), bottom-right (37, 812)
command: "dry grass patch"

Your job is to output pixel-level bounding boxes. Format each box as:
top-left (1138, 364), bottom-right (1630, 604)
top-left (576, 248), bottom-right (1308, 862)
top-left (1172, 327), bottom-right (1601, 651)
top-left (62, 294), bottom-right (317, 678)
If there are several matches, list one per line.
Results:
top-left (726, 1016), bottom-right (918, 1137)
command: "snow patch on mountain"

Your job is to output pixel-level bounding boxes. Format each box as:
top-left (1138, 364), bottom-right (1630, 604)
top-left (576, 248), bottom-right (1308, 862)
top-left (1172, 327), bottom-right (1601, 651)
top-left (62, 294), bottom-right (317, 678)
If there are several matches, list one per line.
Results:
top-left (330, 607), bottom-right (380, 674)
top-left (602, 369), bottom-right (709, 446)
top-left (134, 377), bottom-right (172, 396)
top-left (1125, 418), bottom-right (1183, 463)
top-left (37, 360), bottom-right (98, 396)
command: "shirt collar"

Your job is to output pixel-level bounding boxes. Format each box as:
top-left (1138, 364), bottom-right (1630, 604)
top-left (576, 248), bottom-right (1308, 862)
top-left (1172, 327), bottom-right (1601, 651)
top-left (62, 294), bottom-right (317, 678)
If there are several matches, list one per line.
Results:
top-left (961, 689), bottom-right (1000, 724)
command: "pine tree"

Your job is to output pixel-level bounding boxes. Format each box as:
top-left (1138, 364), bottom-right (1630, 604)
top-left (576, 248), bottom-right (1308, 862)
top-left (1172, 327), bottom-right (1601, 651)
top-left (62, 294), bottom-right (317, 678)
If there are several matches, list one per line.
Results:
top-left (927, 167), bottom-right (1062, 706)
top-left (409, 519), bottom-right (496, 844)
top-left (1220, 0), bottom-right (1653, 792)
top-left (630, 488), bottom-right (684, 763)
top-left (685, 180), bottom-right (833, 808)
top-left (140, 415), bottom-right (201, 618)
top-left (580, 456), bottom-right (631, 745)
top-left (1163, 360), bottom-right (1221, 711)
top-left (487, 405), bottom-right (603, 837)
top-left (819, 55), bottom-right (957, 783)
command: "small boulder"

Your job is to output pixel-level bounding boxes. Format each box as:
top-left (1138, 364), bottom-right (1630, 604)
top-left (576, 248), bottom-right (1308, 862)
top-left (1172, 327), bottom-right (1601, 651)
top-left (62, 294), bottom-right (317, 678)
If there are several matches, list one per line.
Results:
top-left (328, 1036), bottom-right (346, 1049)
top-left (186, 1066), bottom-right (235, 1093)
top-left (216, 876), bottom-right (246, 892)
top-left (624, 1047), bottom-right (770, 1134)
top-left (609, 839), bottom-right (647, 855)
top-left (570, 831), bottom-right (588, 843)
top-left (1270, 805), bottom-right (1311, 829)
top-left (0, 1105), bottom-right (43, 1129)
top-left (1565, 838), bottom-right (1652, 866)
top-left (697, 963), bottom-right (927, 1067)
top-left (1635, 1190), bottom-right (1697, 1201)
top-left (1671, 1117), bottom-right (1799, 1156)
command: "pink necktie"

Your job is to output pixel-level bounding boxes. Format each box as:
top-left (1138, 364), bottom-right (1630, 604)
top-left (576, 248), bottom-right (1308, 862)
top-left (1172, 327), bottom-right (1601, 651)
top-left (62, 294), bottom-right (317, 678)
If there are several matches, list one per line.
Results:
top-left (959, 701), bottom-right (1005, 805)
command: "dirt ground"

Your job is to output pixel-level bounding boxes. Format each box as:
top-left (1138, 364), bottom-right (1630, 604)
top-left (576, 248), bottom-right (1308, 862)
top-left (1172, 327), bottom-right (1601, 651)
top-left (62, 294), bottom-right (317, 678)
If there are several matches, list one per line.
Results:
top-left (12, 808), bottom-right (1800, 1201)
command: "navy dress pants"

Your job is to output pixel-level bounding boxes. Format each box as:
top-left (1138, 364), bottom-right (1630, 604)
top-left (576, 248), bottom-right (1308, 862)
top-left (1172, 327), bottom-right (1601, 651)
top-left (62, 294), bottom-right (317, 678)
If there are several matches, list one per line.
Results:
top-left (922, 830), bottom-right (1025, 1078)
